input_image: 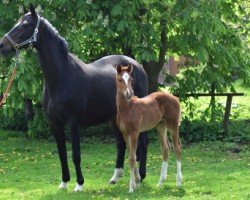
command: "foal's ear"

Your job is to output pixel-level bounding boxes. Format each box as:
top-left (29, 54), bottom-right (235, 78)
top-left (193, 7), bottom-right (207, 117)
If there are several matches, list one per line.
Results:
top-left (127, 64), bottom-right (133, 74)
top-left (116, 64), bottom-right (123, 74)
top-left (30, 4), bottom-right (37, 17)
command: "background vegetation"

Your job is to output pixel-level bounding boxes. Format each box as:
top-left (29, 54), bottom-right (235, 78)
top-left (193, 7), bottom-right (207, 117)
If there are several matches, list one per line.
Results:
top-left (0, 0), bottom-right (249, 142)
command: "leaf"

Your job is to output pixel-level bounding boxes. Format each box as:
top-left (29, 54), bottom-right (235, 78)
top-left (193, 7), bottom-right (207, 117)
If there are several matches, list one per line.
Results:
top-left (197, 47), bottom-right (209, 62)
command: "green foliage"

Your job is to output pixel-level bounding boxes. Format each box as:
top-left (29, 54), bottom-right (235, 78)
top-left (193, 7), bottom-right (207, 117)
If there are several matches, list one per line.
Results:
top-left (0, 1), bottom-right (249, 139)
top-left (0, 109), bottom-right (27, 131)
top-left (28, 106), bottom-right (50, 139)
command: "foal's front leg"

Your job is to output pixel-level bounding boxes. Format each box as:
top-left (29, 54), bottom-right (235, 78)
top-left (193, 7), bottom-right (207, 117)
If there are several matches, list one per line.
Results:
top-left (128, 134), bottom-right (139, 193)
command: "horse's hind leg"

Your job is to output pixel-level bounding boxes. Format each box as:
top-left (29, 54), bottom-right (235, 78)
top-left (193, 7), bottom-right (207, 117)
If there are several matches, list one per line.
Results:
top-left (69, 120), bottom-right (84, 192)
top-left (109, 122), bottom-right (125, 184)
top-left (156, 122), bottom-right (170, 187)
top-left (137, 131), bottom-right (148, 181)
top-left (49, 120), bottom-right (70, 189)
top-left (170, 126), bottom-right (182, 187)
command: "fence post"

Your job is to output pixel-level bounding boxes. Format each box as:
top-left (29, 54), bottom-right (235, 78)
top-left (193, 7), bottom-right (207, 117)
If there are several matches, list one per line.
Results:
top-left (223, 94), bottom-right (233, 133)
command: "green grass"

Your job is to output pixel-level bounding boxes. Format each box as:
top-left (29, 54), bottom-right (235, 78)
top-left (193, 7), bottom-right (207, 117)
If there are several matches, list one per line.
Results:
top-left (0, 135), bottom-right (249, 200)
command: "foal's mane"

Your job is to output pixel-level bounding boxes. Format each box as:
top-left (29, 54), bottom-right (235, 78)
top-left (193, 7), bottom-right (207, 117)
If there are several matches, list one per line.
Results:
top-left (40, 17), bottom-right (68, 55)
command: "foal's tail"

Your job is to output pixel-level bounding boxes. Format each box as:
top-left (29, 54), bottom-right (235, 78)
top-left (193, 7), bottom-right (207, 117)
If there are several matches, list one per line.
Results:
top-left (178, 109), bottom-right (182, 126)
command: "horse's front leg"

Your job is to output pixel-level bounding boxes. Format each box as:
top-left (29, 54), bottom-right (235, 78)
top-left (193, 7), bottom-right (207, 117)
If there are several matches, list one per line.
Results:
top-left (69, 120), bottom-right (84, 192)
top-left (109, 122), bottom-right (125, 184)
top-left (49, 120), bottom-right (70, 189)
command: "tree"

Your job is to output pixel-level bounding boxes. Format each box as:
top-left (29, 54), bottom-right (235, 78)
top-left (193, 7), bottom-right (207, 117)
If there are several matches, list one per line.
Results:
top-left (0, 0), bottom-right (249, 136)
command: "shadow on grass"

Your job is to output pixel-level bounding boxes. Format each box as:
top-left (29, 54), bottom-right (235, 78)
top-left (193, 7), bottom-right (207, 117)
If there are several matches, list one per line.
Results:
top-left (37, 183), bottom-right (186, 200)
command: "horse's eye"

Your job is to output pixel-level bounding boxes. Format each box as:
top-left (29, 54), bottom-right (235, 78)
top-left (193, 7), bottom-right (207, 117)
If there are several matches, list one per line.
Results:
top-left (119, 79), bottom-right (122, 82)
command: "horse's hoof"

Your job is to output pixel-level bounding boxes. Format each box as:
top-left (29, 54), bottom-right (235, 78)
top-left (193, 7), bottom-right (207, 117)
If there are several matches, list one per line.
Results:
top-left (59, 181), bottom-right (68, 189)
top-left (109, 168), bottom-right (123, 184)
top-left (139, 171), bottom-right (146, 181)
top-left (129, 188), bottom-right (134, 193)
top-left (73, 183), bottom-right (83, 192)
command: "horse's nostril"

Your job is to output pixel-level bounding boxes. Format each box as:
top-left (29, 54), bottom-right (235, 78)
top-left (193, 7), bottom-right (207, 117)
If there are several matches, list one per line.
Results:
top-left (0, 42), bottom-right (3, 49)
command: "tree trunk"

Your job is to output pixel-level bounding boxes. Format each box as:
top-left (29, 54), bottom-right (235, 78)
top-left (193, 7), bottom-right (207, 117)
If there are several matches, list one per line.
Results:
top-left (24, 98), bottom-right (34, 122)
top-left (143, 18), bottom-right (168, 93)
top-left (143, 61), bottom-right (160, 93)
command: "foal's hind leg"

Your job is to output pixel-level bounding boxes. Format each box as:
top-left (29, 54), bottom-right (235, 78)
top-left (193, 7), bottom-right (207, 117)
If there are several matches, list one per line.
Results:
top-left (156, 123), bottom-right (170, 187)
top-left (170, 126), bottom-right (182, 187)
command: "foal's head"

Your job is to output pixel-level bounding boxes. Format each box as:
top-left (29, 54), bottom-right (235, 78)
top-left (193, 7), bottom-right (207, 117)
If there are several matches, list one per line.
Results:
top-left (116, 64), bottom-right (134, 100)
top-left (0, 4), bottom-right (39, 56)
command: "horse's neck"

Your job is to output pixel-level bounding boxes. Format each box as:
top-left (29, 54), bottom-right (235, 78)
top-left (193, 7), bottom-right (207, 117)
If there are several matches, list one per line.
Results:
top-left (36, 33), bottom-right (69, 95)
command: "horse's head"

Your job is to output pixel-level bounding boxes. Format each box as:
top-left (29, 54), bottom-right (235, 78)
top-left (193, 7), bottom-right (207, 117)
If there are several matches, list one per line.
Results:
top-left (116, 63), bottom-right (134, 100)
top-left (0, 4), bottom-right (40, 56)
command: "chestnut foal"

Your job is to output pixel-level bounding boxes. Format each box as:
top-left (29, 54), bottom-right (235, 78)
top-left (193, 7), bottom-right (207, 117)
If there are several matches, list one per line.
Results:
top-left (116, 64), bottom-right (183, 193)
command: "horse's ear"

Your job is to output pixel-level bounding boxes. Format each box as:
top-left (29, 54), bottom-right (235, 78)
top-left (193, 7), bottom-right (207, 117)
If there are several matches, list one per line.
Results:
top-left (117, 64), bottom-right (122, 74)
top-left (127, 64), bottom-right (133, 74)
top-left (30, 3), bottom-right (37, 17)
top-left (23, 6), bottom-right (28, 14)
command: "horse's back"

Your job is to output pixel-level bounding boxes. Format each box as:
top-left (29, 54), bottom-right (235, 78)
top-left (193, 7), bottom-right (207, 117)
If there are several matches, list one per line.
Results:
top-left (90, 55), bottom-right (143, 69)
top-left (90, 55), bottom-right (148, 98)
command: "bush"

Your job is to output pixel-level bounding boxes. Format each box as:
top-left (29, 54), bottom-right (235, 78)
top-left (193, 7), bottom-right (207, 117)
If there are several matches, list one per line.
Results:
top-left (0, 109), bottom-right (28, 131)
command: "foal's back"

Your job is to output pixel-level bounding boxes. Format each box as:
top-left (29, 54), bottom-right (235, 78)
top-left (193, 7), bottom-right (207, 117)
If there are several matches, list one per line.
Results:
top-left (133, 91), bottom-right (180, 132)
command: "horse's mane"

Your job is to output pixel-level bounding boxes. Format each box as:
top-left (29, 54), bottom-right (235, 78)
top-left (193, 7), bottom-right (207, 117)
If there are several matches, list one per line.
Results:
top-left (40, 17), bottom-right (69, 55)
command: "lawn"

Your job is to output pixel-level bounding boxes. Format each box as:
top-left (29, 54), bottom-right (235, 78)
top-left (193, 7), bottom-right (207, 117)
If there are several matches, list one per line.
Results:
top-left (0, 134), bottom-right (249, 200)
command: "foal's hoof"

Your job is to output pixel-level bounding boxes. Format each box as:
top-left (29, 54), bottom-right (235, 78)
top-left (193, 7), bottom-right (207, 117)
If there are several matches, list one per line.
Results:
top-left (176, 175), bottom-right (183, 187)
top-left (109, 180), bottom-right (117, 185)
top-left (157, 182), bottom-right (163, 187)
top-left (73, 183), bottom-right (83, 192)
top-left (59, 181), bottom-right (68, 190)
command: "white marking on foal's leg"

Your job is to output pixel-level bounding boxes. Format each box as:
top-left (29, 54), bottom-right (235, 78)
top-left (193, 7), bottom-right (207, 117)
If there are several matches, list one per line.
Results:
top-left (73, 183), bottom-right (83, 192)
top-left (157, 161), bottom-right (168, 187)
top-left (109, 168), bottom-right (123, 184)
top-left (129, 169), bottom-right (136, 193)
top-left (59, 181), bottom-right (68, 189)
top-left (176, 160), bottom-right (183, 187)
top-left (135, 168), bottom-right (141, 184)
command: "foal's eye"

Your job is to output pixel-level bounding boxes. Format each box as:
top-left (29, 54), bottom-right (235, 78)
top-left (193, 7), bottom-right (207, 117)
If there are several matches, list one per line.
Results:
top-left (119, 79), bottom-right (122, 82)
